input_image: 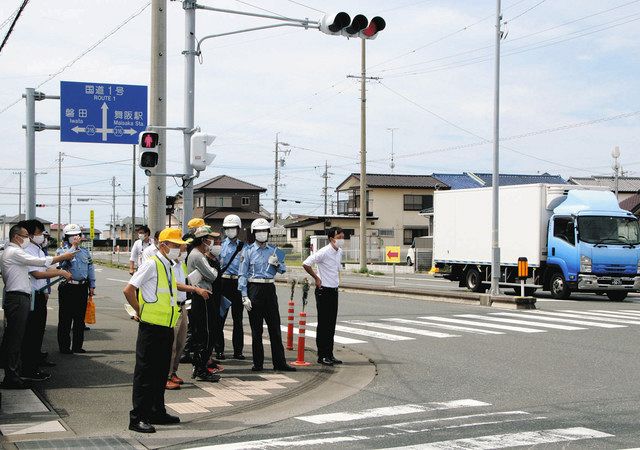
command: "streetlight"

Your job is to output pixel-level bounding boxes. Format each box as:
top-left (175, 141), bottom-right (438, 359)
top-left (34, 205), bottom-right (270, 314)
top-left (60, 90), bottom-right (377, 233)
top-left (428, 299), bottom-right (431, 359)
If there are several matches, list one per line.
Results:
top-left (612, 146), bottom-right (621, 200)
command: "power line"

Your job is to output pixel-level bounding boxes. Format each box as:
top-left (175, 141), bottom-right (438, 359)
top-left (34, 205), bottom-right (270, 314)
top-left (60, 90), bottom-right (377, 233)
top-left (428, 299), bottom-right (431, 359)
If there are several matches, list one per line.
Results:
top-left (0, 1), bottom-right (150, 116)
top-left (0, 5), bottom-right (20, 31)
top-left (504, 0), bottom-right (547, 23)
top-left (233, 0), bottom-right (287, 18)
top-left (283, 0), bottom-right (325, 14)
top-left (0, 0), bottom-right (29, 54)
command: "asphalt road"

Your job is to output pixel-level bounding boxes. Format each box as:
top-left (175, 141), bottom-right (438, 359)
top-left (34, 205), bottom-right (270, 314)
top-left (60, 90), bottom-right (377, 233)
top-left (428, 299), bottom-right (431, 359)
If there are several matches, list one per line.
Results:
top-left (180, 278), bottom-right (640, 449)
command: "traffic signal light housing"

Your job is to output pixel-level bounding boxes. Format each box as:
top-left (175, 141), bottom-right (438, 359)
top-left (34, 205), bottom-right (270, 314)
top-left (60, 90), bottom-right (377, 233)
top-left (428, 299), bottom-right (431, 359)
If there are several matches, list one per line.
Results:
top-left (35, 203), bottom-right (45, 207)
top-left (190, 133), bottom-right (216, 171)
top-left (138, 131), bottom-right (159, 169)
top-left (319, 13), bottom-right (385, 39)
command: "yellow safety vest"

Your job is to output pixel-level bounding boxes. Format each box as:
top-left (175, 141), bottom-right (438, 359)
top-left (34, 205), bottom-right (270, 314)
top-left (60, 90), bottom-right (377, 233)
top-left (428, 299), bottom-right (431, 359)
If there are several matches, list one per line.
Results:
top-left (138, 256), bottom-right (180, 328)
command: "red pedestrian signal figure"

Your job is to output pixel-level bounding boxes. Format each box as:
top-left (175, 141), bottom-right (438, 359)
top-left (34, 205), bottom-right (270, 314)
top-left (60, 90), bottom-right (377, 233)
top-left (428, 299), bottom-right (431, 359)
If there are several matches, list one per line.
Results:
top-left (138, 131), bottom-right (159, 169)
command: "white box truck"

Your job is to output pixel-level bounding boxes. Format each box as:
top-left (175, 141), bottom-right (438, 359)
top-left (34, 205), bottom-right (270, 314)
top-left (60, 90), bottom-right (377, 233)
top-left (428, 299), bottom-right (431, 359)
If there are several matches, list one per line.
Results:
top-left (433, 184), bottom-right (640, 300)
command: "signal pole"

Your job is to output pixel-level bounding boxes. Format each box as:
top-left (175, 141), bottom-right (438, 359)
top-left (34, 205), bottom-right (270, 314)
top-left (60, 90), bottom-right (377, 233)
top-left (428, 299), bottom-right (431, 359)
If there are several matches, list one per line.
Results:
top-left (148, 0), bottom-right (167, 235)
top-left (57, 152), bottom-right (63, 242)
top-left (132, 144), bottom-right (137, 244)
top-left (68, 187), bottom-right (72, 224)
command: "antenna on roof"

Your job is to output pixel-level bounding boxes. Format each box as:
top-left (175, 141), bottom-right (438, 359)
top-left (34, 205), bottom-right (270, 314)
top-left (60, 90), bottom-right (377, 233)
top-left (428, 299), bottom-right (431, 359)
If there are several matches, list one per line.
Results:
top-left (387, 127), bottom-right (398, 173)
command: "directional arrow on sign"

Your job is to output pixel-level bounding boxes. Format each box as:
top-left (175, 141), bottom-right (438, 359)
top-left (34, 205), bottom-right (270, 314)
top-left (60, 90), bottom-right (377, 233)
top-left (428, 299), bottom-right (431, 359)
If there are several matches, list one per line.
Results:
top-left (71, 126), bottom-right (86, 134)
top-left (386, 250), bottom-right (399, 259)
top-left (95, 102), bottom-right (114, 141)
top-left (123, 128), bottom-right (137, 135)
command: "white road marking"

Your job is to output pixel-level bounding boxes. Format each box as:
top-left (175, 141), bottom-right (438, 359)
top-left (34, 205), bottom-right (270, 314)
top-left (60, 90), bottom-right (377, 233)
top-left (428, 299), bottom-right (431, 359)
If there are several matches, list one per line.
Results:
top-left (418, 316), bottom-right (546, 333)
top-left (492, 312), bottom-right (625, 328)
top-left (333, 324), bottom-right (415, 341)
top-left (296, 399), bottom-right (490, 424)
top-left (391, 427), bottom-right (613, 449)
top-left (591, 309), bottom-right (640, 318)
top-left (615, 309), bottom-right (640, 316)
top-left (520, 310), bottom-right (635, 326)
top-left (106, 278), bottom-right (129, 283)
top-left (456, 314), bottom-right (585, 331)
top-left (561, 310), bottom-right (640, 323)
top-left (342, 320), bottom-right (459, 338)
top-left (279, 325), bottom-right (366, 344)
top-left (383, 318), bottom-right (504, 335)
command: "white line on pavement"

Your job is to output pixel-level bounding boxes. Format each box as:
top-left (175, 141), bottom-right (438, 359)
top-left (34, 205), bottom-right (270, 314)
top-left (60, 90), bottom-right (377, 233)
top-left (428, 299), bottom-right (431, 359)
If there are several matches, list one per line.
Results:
top-left (417, 316), bottom-right (546, 333)
top-left (382, 318), bottom-right (504, 335)
top-left (333, 324), bottom-right (415, 341)
top-left (492, 312), bottom-right (626, 328)
top-left (342, 320), bottom-right (459, 338)
top-left (455, 314), bottom-right (585, 331)
top-left (106, 278), bottom-right (129, 283)
top-left (561, 310), bottom-right (640, 323)
top-left (278, 325), bottom-right (366, 344)
top-left (390, 427), bottom-right (613, 449)
top-left (296, 399), bottom-right (490, 424)
top-left (520, 310), bottom-right (635, 326)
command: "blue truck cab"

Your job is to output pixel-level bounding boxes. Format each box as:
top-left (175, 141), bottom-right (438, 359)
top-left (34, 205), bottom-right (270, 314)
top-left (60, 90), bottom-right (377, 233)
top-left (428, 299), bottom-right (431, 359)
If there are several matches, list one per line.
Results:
top-left (546, 189), bottom-right (640, 301)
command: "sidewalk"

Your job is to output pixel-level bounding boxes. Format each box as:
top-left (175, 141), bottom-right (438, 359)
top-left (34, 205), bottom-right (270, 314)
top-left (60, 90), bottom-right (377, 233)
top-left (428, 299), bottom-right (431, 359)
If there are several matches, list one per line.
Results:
top-left (0, 265), bottom-right (375, 449)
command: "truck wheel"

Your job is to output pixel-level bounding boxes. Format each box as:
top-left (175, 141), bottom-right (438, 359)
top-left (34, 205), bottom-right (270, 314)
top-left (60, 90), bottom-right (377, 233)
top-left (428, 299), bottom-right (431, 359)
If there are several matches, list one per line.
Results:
top-left (606, 291), bottom-right (628, 302)
top-left (465, 267), bottom-right (485, 293)
top-left (550, 273), bottom-right (571, 299)
top-left (407, 257), bottom-right (413, 266)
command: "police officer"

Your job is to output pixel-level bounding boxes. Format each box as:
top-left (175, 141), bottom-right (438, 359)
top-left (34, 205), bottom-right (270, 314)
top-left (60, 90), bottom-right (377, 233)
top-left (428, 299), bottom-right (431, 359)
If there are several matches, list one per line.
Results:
top-left (123, 228), bottom-right (210, 433)
top-left (238, 218), bottom-right (295, 372)
top-left (57, 224), bottom-right (96, 354)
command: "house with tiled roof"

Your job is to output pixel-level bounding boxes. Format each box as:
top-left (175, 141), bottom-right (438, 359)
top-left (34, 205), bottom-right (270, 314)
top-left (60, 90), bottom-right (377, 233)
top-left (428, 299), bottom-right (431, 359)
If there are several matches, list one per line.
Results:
top-left (432, 172), bottom-right (566, 189)
top-left (620, 192), bottom-right (640, 218)
top-left (569, 176), bottom-right (640, 202)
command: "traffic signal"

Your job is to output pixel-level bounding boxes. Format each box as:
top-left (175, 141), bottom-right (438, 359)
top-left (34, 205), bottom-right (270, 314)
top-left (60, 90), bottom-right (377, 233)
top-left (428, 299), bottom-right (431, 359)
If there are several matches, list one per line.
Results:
top-left (319, 13), bottom-right (386, 39)
top-left (190, 133), bottom-right (216, 171)
top-left (138, 131), bottom-right (159, 169)
top-left (35, 203), bottom-right (45, 207)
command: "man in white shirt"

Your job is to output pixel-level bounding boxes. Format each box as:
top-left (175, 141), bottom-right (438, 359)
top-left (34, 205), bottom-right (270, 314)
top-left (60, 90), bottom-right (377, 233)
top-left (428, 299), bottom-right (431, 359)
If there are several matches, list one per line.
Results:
top-left (302, 227), bottom-right (345, 367)
top-left (129, 226), bottom-right (152, 275)
top-left (0, 223), bottom-right (76, 389)
top-left (140, 230), bottom-right (160, 265)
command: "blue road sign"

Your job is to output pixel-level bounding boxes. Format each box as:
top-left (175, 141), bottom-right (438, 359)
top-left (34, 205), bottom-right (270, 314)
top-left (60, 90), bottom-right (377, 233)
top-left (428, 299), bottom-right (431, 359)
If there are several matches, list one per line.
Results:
top-left (60, 81), bottom-right (148, 144)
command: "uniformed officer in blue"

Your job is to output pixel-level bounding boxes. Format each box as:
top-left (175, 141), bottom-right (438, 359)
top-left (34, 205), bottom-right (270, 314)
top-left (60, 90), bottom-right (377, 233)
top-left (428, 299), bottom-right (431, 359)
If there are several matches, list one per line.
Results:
top-left (56, 224), bottom-right (96, 354)
top-left (219, 214), bottom-right (246, 360)
top-left (238, 218), bottom-right (295, 372)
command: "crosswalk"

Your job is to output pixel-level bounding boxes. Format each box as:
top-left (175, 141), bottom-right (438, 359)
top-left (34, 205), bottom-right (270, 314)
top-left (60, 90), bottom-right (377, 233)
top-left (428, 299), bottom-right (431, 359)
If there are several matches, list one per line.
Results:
top-left (280, 309), bottom-right (640, 346)
top-left (187, 398), bottom-right (613, 449)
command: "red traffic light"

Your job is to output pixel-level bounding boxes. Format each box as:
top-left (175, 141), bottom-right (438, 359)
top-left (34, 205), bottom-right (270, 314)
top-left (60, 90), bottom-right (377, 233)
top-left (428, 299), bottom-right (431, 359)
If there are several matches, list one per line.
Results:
top-left (139, 131), bottom-right (159, 149)
top-left (361, 16), bottom-right (386, 39)
top-left (35, 203), bottom-right (46, 207)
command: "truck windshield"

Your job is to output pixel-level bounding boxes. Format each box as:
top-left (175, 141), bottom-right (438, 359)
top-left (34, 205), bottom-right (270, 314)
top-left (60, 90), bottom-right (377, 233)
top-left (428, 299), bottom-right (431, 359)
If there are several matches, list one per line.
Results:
top-left (577, 216), bottom-right (640, 245)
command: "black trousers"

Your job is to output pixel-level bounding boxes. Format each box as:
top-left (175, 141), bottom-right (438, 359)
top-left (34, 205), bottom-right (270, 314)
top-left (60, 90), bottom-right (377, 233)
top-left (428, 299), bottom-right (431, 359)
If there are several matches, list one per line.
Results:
top-left (0, 291), bottom-right (31, 382)
top-left (247, 283), bottom-right (287, 369)
top-left (21, 292), bottom-right (48, 375)
top-left (190, 293), bottom-right (216, 371)
top-left (220, 278), bottom-right (244, 355)
top-left (130, 321), bottom-right (174, 423)
top-left (315, 287), bottom-right (339, 359)
top-left (57, 282), bottom-right (89, 352)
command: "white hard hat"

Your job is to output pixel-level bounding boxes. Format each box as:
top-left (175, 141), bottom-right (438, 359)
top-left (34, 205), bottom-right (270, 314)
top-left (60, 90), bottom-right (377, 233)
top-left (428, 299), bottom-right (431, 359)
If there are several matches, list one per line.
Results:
top-left (250, 218), bottom-right (270, 233)
top-left (223, 214), bottom-right (242, 228)
top-left (63, 223), bottom-right (82, 235)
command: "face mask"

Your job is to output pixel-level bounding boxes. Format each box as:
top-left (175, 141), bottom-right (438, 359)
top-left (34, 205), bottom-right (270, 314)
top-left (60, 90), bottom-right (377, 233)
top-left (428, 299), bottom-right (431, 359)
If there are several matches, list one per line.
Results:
top-left (20, 236), bottom-right (31, 249)
top-left (32, 235), bottom-right (45, 245)
top-left (178, 251), bottom-right (187, 262)
top-left (225, 228), bottom-right (238, 239)
top-left (255, 231), bottom-right (268, 243)
top-left (138, 234), bottom-right (145, 240)
top-left (334, 239), bottom-right (345, 249)
top-left (166, 247), bottom-right (180, 261)
top-left (210, 244), bottom-right (222, 257)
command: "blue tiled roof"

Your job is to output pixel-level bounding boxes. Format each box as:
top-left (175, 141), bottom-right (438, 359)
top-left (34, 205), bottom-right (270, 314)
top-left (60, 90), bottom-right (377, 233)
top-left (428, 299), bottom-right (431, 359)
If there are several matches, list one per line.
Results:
top-left (432, 173), bottom-right (483, 189)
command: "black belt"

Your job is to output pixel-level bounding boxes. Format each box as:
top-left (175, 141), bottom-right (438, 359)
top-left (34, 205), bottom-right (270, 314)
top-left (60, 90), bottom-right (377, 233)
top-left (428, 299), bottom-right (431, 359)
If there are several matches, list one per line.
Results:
top-left (318, 286), bottom-right (339, 291)
top-left (66, 279), bottom-right (88, 285)
top-left (5, 291), bottom-right (30, 298)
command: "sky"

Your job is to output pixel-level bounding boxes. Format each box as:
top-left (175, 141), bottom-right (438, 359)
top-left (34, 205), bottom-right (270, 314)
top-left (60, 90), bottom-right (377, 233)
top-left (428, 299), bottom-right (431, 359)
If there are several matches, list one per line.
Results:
top-left (1, 0), bottom-right (639, 230)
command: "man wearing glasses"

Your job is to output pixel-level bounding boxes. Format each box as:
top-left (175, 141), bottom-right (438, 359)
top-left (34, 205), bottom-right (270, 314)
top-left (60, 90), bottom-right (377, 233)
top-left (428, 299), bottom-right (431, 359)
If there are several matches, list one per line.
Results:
top-left (0, 223), bottom-right (76, 389)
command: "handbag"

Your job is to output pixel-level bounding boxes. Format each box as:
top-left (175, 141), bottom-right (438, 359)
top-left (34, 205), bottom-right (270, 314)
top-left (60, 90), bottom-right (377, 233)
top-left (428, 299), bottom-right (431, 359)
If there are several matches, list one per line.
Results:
top-left (85, 295), bottom-right (96, 325)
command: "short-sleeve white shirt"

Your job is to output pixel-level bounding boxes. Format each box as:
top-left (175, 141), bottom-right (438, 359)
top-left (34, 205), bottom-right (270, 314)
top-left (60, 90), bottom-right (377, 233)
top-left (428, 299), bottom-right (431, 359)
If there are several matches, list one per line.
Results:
top-left (128, 253), bottom-right (175, 303)
top-left (303, 244), bottom-right (342, 288)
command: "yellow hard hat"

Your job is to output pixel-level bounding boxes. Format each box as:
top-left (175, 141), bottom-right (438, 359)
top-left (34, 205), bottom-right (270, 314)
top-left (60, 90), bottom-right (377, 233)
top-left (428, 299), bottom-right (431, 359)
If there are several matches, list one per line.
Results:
top-left (158, 227), bottom-right (188, 245)
top-left (187, 218), bottom-right (205, 229)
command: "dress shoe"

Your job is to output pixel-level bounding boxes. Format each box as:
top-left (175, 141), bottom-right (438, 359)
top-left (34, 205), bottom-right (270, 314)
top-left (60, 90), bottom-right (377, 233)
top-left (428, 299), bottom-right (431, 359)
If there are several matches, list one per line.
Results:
top-left (251, 366), bottom-right (263, 372)
top-left (165, 380), bottom-right (180, 390)
top-left (59, 349), bottom-right (72, 354)
top-left (39, 360), bottom-right (56, 367)
top-left (215, 352), bottom-right (226, 360)
top-left (129, 421), bottom-right (156, 433)
top-left (1, 378), bottom-right (27, 389)
top-left (84, 326), bottom-right (91, 331)
top-left (170, 374), bottom-right (184, 385)
top-left (317, 357), bottom-right (334, 366)
top-left (192, 369), bottom-right (221, 382)
top-left (150, 413), bottom-right (180, 425)
top-left (73, 348), bottom-right (86, 354)
top-left (21, 370), bottom-right (51, 381)
top-left (232, 353), bottom-right (246, 360)
top-left (274, 364), bottom-right (297, 372)
top-left (330, 357), bottom-right (343, 365)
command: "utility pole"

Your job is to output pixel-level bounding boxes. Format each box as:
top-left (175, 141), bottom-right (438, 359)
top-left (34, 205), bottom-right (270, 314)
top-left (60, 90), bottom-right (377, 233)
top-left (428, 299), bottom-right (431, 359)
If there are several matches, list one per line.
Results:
top-left (148, 0), bottom-right (167, 235)
top-left (322, 161), bottom-right (333, 215)
top-left (57, 152), bottom-right (63, 243)
top-left (111, 177), bottom-right (117, 254)
top-left (273, 133), bottom-right (290, 227)
top-left (387, 127), bottom-right (398, 173)
top-left (68, 187), bottom-right (72, 224)
top-left (181, 0), bottom-right (197, 235)
top-left (612, 146), bottom-right (621, 200)
top-left (132, 144), bottom-right (137, 244)
top-left (490, 0), bottom-right (503, 296)
top-left (12, 171), bottom-right (22, 217)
